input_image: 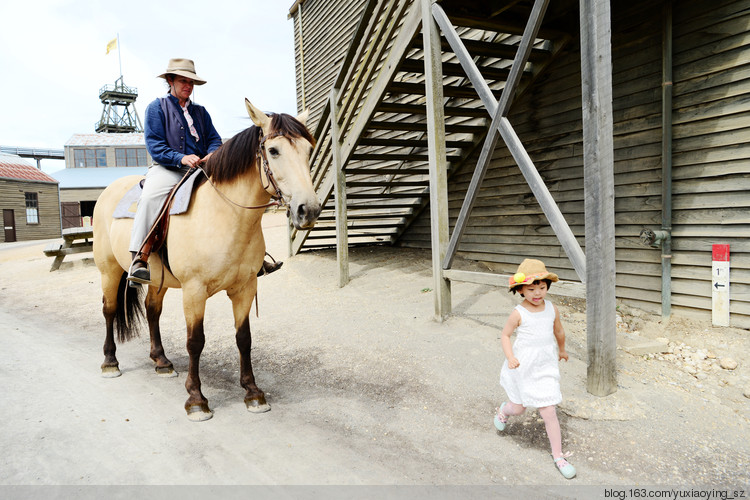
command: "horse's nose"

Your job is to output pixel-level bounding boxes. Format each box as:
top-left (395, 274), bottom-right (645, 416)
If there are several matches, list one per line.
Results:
top-left (297, 202), bottom-right (321, 225)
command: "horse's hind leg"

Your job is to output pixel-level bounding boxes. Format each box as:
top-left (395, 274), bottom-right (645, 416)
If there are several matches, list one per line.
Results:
top-left (145, 285), bottom-right (177, 377)
top-left (230, 279), bottom-right (270, 413)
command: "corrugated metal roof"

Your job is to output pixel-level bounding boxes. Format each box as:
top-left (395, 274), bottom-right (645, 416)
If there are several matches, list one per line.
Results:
top-left (50, 167), bottom-right (147, 189)
top-left (65, 133), bottom-right (145, 147)
top-left (0, 154), bottom-right (58, 183)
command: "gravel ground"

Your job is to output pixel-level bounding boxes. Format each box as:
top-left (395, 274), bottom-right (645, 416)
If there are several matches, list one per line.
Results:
top-left (0, 212), bottom-right (748, 494)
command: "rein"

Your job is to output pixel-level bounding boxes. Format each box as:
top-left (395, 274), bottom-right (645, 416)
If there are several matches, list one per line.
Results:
top-left (198, 129), bottom-right (289, 211)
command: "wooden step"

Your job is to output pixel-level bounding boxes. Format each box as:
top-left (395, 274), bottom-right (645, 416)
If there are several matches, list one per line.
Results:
top-left (367, 121), bottom-right (485, 134)
top-left (376, 102), bottom-right (488, 118)
top-left (410, 36), bottom-right (551, 62)
top-left (350, 153), bottom-right (463, 162)
top-left (357, 136), bottom-right (469, 149)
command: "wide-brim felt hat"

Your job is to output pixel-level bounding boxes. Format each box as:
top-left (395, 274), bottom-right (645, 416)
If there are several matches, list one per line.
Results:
top-left (158, 58), bottom-right (207, 85)
top-left (508, 258), bottom-right (559, 291)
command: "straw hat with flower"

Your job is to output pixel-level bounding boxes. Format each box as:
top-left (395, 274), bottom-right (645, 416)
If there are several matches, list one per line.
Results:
top-left (508, 259), bottom-right (559, 291)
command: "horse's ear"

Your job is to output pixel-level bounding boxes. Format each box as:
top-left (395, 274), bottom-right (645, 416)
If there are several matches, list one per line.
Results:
top-left (296, 108), bottom-right (310, 126)
top-left (245, 98), bottom-right (271, 129)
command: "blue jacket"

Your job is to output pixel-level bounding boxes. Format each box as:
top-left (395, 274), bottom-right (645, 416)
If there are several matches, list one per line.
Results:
top-left (144, 94), bottom-right (223, 170)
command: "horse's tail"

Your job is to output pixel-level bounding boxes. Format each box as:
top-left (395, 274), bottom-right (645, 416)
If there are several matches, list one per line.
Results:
top-left (114, 271), bottom-right (144, 343)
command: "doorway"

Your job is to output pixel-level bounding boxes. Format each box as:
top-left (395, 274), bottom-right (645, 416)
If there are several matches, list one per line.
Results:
top-left (3, 209), bottom-right (16, 242)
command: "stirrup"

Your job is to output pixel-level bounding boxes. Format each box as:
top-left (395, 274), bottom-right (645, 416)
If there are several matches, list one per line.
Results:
top-left (257, 253), bottom-right (283, 277)
top-left (127, 259), bottom-right (151, 286)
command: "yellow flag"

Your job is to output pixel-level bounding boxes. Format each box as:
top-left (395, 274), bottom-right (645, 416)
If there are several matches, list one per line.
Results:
top-left (106, 38), bottom-right (117, 55)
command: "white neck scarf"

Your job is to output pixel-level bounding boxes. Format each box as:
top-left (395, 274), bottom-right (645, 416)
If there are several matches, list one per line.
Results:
top-left (180, 100), bottom-right (200, 142)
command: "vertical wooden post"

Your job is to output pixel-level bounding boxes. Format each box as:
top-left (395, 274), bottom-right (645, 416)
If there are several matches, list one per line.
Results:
top-left (422, 0), bottom-right (451, 319)
top-left (580, 0), bottom-right (617, 396)
top-left (330, 88), bottom-right (349, 287)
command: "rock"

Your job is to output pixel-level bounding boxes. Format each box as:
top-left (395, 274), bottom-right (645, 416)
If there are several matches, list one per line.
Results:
top-left (720, 358), bottom-right (738, 370)
top-left (744, 386), bottom-right (750, 399)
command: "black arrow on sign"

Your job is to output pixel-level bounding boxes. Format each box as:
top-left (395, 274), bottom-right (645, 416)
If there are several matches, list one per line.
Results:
top-left (714, 282), bottom-right (725, 289)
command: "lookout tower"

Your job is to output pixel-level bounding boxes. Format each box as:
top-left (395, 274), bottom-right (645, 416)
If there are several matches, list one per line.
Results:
top-left (95, 76), bottom-right (143, 133)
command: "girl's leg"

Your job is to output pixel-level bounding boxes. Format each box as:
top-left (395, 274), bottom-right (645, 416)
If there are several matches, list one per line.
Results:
top-left (501, 401), bottom-right (526, 417)
top-left (540, 405), bottom-right (576, 478)
top-left (494, 401), bottom-right (525, 431)
top-left (538, 405), bottom-right (562, 457)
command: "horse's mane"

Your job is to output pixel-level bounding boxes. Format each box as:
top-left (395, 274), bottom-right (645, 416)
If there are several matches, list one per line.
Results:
top-left (203, 113), bottom-right (315, 184)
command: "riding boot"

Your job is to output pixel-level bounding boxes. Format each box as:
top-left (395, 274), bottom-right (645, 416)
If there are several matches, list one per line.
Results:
top-left (257, 257), bottom-right (283, 277)
top-left (127, 247), bottom-right (151, 286)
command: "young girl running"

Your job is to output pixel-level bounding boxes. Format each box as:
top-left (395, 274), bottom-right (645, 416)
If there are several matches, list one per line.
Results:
top-left (494, 258), bottom-right (576, 479)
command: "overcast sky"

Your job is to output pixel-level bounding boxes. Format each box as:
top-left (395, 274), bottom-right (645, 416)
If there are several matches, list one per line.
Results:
top-left (0, 0), bottom-right (299, 173)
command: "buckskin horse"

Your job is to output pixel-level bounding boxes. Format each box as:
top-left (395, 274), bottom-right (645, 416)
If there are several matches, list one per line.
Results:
top-left (92, 99), bottom-right (320, 421)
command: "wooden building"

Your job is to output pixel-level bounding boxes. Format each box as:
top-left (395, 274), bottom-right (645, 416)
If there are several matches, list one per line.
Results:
top-left (0, 154), bottom-right (61, 242)
top-left (55, 133), bottom-right (150, 228)
top-left (288, 0), bottom-right (750, 333)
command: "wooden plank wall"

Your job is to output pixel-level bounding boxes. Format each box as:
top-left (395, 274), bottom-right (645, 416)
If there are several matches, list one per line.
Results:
top-left (671, 0), bottom-right (750, 327)
top-left (291, 0), bottom-right (368, 132)
top-left (0, 180), bottom-right (61, 241)
top-left (399, 0), bottom-right (750, 328)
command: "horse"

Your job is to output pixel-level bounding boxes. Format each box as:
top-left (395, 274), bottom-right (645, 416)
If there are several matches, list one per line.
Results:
top-left (92, 99), bottom-right (321, 421)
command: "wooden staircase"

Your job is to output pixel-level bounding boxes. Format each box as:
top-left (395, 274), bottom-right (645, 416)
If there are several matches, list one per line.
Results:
top-left (291, 0), bottom-right (570, 254)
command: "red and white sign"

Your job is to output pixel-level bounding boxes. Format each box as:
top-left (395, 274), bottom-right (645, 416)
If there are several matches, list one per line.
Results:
top-left (711, 244), bottom-right (730, 327)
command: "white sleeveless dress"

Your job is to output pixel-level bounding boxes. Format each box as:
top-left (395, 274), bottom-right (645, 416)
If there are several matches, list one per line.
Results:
top-left (500, 300), bottom-right (562, 407)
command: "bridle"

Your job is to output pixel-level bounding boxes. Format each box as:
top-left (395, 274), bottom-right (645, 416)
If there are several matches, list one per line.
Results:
top-left (257, 129), bottom-right (286, 204)
top-left (198, 128), bottom-right (290, 211)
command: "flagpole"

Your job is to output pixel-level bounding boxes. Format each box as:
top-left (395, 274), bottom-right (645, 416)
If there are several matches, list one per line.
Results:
top-left (117, 33), bottom-right (123, 80)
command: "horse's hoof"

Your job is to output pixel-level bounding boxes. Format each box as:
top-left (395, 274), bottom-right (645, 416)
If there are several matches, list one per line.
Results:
top-left (101, 366), bottom-right (121, 378)
top-left (185, 404), bottom-right (213, 422)
top-left (155, 366), bottom-right (178, 378)
top-left (245, 395), bottom-right (271, 414)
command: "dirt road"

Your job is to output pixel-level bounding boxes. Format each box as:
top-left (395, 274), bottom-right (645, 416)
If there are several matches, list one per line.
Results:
top-left (1, 213), bottom-right (748, 490)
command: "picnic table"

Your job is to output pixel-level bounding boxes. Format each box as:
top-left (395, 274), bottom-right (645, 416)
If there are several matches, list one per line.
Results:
top-left (43, 226), bottom-right (94, 271)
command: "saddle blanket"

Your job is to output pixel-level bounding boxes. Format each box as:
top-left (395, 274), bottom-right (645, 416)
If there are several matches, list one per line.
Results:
top-left (113, 168), bottom-right (203, 219)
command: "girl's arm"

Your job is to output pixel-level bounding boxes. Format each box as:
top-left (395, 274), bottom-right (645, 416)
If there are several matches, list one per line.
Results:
top-left (552, 304), bottom-right (569, 362)
top-left (501, 309), bottom-right (522, 369)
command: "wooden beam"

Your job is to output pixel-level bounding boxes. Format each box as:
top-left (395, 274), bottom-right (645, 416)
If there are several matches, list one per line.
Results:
top-left (331, 89), bottom-right (349, 287)
top-left (422, 0), bottom-right (451, 320)
top-left (498, 117), bottom-right (587, 280)
top-left (443, 99), bottom-right (506, 269)
top-left (443, 269), bottom-right (586, 298)
top-left (497, 0), bottom-right (550, 116)
top-left (441, 0), bottom-right (553, 269)
top-left (580, 0), bottom-right (617, 397)
top-left (431, 4), bottom-right (497, 112)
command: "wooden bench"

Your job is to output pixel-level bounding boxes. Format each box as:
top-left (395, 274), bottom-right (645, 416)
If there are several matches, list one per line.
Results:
top-left (43, 227), bottom-right (94, 271)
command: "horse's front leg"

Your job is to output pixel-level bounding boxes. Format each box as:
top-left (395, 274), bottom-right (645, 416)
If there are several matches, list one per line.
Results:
top-left (101, 271), bottom-right (122, 378)
top-left (182, 288), bottom-right (212, 421)
top-left (145, 285), bottom-right (176, 377)
top-left (229, 278), bottom-right (270, 413)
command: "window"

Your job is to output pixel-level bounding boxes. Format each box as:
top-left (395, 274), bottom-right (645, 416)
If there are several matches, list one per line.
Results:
top-left (73, 148), bottom-right (107, 167)
top-left (25, 193), bottom-right (39, 224)
top-left (115, 148), bottom-right (148, 166)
